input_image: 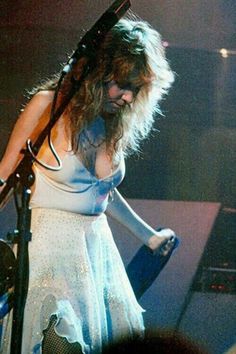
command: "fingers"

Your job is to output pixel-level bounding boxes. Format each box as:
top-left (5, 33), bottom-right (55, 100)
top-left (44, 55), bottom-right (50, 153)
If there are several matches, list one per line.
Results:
top-left (148, 228), bottom-right (177, 256)
top-left (155, 228), bottom-right (176, 238)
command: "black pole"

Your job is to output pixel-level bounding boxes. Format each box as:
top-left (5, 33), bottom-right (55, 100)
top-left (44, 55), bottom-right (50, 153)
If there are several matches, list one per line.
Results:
top-left (10, 186), bottom-right (32, 354)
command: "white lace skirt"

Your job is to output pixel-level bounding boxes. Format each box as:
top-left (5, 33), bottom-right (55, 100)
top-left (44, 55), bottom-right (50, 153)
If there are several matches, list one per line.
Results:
top-left (1, 208), bottom-right (144, 353)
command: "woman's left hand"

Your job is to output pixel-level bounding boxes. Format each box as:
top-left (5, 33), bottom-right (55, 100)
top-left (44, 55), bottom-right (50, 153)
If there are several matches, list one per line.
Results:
top-left (148, 228), bottom-right (177, 255)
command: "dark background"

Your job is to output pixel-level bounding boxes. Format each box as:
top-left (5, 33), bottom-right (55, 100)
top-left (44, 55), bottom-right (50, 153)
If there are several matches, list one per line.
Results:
top-left (0, 1), bottom-right (236, 353)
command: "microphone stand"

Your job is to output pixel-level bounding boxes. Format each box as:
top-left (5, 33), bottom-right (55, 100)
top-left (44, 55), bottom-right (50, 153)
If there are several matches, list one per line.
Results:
top-left (0, 1), bottom-right (131, 352)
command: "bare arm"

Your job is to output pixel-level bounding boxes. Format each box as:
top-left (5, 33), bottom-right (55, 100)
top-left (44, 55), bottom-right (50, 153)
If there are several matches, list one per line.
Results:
top-left (0, 91), bottom-right (54, 181)
top-left (106, 188), bottom-right (175, 251)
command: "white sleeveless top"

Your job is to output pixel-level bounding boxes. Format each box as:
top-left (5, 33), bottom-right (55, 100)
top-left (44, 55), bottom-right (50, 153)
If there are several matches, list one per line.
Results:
top-left (30, 117), bottom-right (125, 215)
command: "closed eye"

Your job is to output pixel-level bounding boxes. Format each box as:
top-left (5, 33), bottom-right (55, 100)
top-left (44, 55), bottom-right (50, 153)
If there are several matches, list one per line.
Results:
top-left (117, 82), bottom-right (141, 97)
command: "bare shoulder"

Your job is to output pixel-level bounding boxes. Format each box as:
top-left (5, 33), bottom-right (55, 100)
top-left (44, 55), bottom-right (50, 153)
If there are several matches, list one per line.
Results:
top-left (32, 90), bottom-right (55, 106)
top-left (21, 90), bottom-right (55, 115)
top-left (16, 91), bottom-right (55, 126)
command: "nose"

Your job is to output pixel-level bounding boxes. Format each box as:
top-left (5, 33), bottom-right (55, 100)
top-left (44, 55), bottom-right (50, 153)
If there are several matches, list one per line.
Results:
top-left (121, 89), bottom-right (134, 104)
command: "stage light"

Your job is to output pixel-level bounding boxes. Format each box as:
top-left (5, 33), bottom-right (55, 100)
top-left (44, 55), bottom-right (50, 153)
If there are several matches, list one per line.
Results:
top-left (220, 48), bottom-right (228, 58)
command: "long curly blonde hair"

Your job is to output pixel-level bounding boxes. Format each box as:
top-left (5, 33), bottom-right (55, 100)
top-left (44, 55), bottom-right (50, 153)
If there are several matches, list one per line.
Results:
top-left (33, 17), bottom-right (174, 159)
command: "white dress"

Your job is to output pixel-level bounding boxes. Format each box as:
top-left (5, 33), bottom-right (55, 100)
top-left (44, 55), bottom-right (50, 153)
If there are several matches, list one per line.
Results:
top-left (1, 117), bottom-right (145, 354)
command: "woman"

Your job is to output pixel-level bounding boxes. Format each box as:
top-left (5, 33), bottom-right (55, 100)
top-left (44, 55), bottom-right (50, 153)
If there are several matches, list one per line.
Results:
top-left (0, 18), bottom-right (175, 354)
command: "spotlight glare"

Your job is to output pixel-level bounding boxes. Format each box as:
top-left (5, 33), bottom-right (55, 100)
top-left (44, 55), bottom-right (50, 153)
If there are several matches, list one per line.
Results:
top-left (220, 48), bottom-right (228, 58)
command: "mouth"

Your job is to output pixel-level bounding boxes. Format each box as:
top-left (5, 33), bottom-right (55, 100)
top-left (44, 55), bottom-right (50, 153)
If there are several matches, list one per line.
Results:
top-left (105, 102), bottom-right (122, 112)
top-left (111, 100), bottom-right (125, 108)
top-left (103, 100), bottom-right (125, 115)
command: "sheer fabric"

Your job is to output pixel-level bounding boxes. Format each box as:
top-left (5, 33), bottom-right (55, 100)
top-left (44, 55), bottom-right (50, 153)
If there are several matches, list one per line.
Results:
top-left (1, 209), bottom-right (144, 353)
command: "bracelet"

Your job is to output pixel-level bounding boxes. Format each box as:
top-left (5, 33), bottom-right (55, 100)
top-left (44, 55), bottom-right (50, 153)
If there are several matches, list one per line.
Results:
top-left (0, 178), bottom-right (6, 186)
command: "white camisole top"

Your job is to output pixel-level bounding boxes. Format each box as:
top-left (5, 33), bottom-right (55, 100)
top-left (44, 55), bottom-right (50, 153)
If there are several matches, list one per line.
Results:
top-left (30, 117), bottom-right (125, 215)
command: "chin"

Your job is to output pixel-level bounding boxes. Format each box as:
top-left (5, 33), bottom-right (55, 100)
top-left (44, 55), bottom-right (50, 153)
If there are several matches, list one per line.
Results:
top-left (103, 106), bottom-right (118, 114)
top-left (101, 110), bottom-right (117, 121)
top-left (105, 107), bottom-right (117, 114)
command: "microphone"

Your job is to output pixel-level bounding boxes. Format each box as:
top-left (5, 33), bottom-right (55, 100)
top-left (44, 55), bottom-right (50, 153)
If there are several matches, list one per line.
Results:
top-left (62, 0), bottom-right (131, 74)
